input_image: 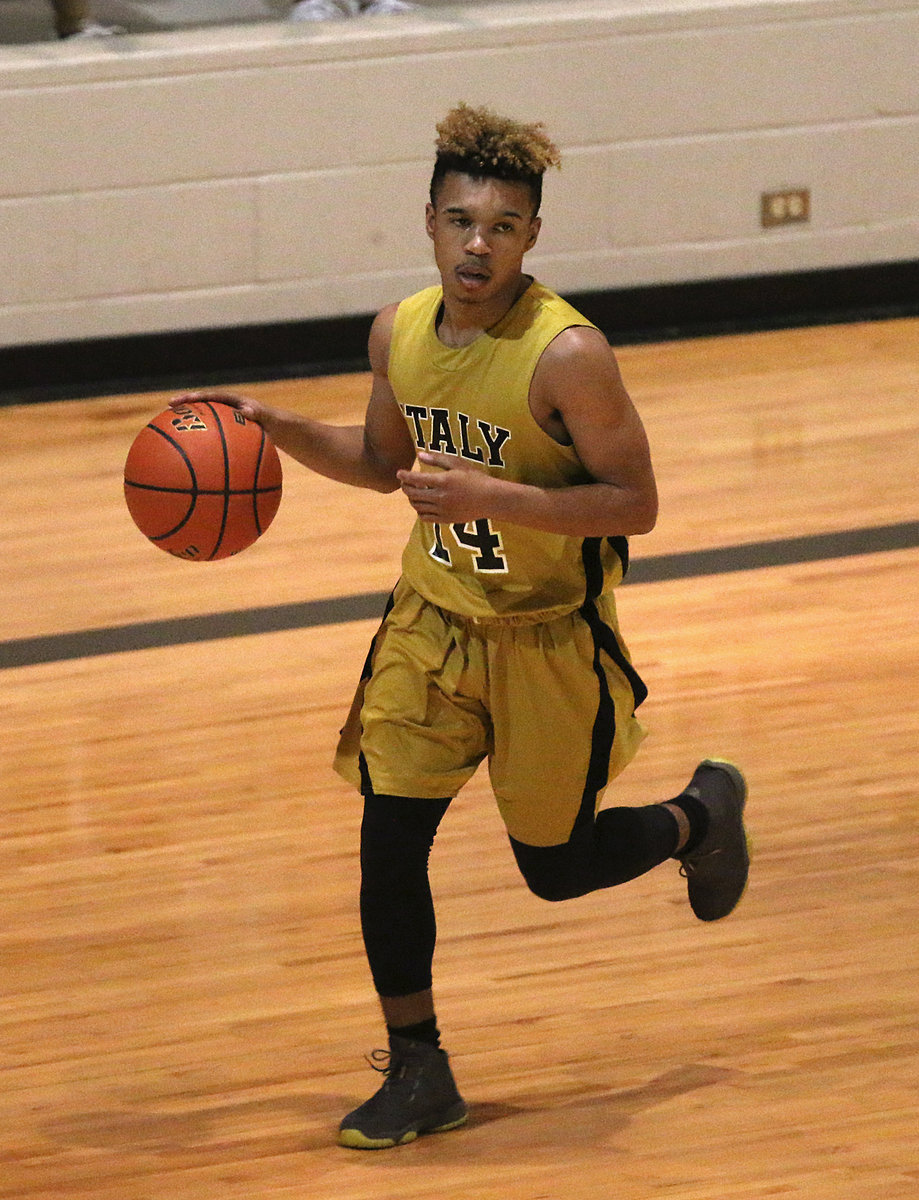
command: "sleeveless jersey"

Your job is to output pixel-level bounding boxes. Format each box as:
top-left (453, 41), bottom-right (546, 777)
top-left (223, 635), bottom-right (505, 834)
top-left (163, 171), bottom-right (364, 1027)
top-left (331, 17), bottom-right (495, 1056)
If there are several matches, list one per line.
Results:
top-left (390, 280), bottom-right (629, 620)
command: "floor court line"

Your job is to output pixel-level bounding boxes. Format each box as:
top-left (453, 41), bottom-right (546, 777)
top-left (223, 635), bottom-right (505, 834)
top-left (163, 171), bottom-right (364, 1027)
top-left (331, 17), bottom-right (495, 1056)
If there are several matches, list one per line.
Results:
top-left (2, 520), bottom-right (916, 671)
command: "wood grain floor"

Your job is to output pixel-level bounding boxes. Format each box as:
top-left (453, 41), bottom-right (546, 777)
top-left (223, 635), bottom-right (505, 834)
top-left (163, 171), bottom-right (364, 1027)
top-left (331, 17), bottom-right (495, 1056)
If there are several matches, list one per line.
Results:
top-left (1, 317), bottom-right (917, 1199)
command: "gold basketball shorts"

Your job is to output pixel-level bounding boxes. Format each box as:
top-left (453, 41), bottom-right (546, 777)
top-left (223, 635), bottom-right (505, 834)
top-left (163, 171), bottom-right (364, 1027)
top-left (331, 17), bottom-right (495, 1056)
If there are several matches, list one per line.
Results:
top-left (334, 578), bottom-right (648, 847)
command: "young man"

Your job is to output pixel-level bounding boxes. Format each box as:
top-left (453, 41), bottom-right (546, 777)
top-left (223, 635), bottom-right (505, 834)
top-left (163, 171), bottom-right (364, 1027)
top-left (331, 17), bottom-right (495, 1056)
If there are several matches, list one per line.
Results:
top-left (171, 103), bottom-right (749, 1151)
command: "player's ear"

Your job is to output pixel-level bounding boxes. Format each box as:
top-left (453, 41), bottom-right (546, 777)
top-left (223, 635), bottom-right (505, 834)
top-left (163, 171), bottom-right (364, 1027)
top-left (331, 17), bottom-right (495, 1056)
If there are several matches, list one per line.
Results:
top-left (425, 202), bottom-right (436, 240)
top-left (525, 215), bottom-right (541, 252)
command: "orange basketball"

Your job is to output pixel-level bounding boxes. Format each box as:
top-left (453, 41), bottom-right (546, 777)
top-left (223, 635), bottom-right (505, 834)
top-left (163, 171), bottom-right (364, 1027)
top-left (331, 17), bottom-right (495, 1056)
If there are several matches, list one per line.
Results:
top-left (124, 400), bottom-right (282, 561)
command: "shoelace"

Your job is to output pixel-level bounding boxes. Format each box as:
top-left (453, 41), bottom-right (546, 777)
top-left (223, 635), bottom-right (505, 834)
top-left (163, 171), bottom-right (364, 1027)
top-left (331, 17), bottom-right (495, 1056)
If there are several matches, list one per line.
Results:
top-left (365, 1047), bottom-right (419, 1095)
top-left (366, 1048), bottom-right (392, 1074)
top-left (367, 1048), bottom-right (413, 1080)
top-left (679, 846), bottom-right (724, 877)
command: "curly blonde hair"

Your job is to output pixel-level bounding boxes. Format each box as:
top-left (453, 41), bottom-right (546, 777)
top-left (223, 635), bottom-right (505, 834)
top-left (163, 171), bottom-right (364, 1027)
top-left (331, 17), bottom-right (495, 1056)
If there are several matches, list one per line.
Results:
top-left (430, 102), bottom-right (561, 214)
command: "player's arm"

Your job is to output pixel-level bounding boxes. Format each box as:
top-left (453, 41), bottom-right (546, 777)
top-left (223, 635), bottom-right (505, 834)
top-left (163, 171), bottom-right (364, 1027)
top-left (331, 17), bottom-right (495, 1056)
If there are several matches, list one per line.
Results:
top-left (169, 305), bottom-right (415, 493)
top-left (398, 326), bottom-right (658, 536)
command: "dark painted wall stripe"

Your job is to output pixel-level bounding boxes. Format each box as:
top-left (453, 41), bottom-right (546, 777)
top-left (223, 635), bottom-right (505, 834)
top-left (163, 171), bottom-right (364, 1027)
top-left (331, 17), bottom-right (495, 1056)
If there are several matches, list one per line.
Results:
top-left (2, 260), bottom-right (918, 406)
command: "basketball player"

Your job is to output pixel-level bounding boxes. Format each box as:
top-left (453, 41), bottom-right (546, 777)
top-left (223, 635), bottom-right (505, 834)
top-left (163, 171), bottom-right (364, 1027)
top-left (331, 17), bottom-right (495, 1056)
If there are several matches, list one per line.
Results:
top-left (171, 102), bottom-right (749, 1151)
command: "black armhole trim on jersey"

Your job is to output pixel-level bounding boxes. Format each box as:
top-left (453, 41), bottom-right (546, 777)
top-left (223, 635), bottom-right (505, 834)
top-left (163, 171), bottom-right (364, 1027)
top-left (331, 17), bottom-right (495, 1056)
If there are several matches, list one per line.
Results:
top-left (609, 535), bottom-right (629, 579)
top-left (582, 538), bottom-right (604, 600)
top-left (581, 536), bottom-right (631, 603)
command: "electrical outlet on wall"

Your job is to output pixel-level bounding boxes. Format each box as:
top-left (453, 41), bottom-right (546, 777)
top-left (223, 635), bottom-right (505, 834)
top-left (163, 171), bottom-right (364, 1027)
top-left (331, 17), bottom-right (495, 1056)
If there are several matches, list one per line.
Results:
top-left (761, 188), bottom-right (811, 227)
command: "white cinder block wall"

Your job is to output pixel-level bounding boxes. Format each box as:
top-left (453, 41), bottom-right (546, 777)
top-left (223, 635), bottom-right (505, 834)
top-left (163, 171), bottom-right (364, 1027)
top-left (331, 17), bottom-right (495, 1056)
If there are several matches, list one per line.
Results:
top-left (1, 0), bottom-right (917, 349)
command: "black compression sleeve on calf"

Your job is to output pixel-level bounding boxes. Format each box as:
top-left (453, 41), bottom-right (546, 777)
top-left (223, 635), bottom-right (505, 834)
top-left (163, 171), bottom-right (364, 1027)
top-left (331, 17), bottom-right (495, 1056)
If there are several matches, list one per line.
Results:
top-left (387, 1017), bottom-right (441, 1048)
top-left (359, 793), bottom-right (451, 997)
top-left (667, 792), bottom-right (710, 855)
top-left (510, 802), bottom-right (680, 901)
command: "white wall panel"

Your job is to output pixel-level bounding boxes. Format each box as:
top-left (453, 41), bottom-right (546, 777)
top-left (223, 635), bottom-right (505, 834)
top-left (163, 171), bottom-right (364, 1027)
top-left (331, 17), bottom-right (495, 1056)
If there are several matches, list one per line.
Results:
top-left (0, 0), bottom-right (917, 347)
top-left (73, 181), bottom-right (258, 296)
top-left (0, 195), bottom-right (77, 304)
top-left (256, 165), bottom-right (432, 283)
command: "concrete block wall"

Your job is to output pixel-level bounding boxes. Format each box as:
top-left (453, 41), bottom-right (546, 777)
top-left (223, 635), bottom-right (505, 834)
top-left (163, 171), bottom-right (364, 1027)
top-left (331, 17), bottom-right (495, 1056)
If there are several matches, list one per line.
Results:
top-left (1, 0), bottom-right (917, 349)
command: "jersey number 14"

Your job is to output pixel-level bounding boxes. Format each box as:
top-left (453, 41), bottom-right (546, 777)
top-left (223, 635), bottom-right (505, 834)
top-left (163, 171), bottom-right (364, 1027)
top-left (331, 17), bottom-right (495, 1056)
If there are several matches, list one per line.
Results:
top-left (429, 519), bottom-right (508, 573)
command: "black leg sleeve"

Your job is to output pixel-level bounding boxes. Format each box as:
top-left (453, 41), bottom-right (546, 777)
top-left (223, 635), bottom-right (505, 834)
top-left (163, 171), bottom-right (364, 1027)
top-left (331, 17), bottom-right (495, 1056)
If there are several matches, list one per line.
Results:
top-left (359, 792), bottom-right (452, 997)
top-left (510, 802), bottom-right (680, 902)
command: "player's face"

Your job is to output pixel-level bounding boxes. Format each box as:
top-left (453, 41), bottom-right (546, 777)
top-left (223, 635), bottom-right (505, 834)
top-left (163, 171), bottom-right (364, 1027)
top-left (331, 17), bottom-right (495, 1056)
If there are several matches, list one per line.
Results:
top-left (425, 172), bottom-right (541, 312)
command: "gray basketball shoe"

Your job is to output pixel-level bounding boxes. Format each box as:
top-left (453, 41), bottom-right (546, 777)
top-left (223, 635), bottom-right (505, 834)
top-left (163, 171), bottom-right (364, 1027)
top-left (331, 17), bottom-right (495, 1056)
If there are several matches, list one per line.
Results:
top-left (676, 758), bottom-right (750, 921)
top-left (339, 1035), bottom-right (468, 1149)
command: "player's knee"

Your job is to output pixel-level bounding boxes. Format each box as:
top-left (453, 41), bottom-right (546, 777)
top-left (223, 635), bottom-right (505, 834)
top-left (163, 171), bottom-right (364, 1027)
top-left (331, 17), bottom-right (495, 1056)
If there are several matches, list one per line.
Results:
top-left (509, 837), bottom-right (581, 902)
top-left (522, 872), bottom-right (579, 902)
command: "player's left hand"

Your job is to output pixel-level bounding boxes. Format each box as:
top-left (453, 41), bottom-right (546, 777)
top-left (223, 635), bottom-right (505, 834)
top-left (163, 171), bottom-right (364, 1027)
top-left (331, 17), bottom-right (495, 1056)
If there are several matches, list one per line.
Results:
top-left (397, 451), bottom-right (497, 523)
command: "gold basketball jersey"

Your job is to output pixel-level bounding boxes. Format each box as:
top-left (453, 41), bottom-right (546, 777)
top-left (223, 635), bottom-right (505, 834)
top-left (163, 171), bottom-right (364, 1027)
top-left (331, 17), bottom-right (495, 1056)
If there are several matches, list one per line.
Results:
top-left (391, 281), bottom-right (629, 620)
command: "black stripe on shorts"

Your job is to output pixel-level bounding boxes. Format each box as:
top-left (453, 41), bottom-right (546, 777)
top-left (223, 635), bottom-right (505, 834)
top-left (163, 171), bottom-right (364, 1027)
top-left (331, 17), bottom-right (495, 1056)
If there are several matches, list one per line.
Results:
top-left (575, 595), bottom-right (649, 828)
top-left (352, 586), bottom-right (397, 797)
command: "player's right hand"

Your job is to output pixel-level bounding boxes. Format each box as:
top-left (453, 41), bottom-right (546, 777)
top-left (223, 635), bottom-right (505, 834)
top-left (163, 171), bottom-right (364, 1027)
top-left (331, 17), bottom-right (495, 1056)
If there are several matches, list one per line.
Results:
top-left (169, 391), bottom-right (268, 427)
